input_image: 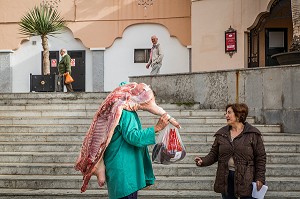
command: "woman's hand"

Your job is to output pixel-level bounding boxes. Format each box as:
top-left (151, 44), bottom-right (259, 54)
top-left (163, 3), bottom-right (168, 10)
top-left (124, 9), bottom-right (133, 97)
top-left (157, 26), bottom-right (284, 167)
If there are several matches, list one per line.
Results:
top-left (194, 156), bottom-right (203, 167)
top-left (154, 113), bottom-right (169, 133)
top-left (256, 180), bottom-right (263, 191)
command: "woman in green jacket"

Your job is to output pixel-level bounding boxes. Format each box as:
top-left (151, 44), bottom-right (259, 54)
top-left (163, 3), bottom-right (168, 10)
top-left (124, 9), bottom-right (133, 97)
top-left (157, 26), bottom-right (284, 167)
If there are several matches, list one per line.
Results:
top-left (104, 110), bottom-right (170, 199)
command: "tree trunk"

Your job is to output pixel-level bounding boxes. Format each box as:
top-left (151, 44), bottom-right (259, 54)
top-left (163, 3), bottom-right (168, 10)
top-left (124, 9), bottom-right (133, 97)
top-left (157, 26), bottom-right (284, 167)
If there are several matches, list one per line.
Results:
top-left (41, 35), bottom-right (50, 75)
top-left (290, 0), bottom-right (300, 51)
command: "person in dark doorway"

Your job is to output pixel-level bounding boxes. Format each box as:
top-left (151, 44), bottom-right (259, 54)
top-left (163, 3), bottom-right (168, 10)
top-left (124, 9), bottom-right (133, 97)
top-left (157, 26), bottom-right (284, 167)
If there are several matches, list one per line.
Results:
top-left (58, 48), bottom-right (73, 92)
top-left (194, 103), bottom-right (266, 199)
top-left (146, 35), bottom-right (164, 75)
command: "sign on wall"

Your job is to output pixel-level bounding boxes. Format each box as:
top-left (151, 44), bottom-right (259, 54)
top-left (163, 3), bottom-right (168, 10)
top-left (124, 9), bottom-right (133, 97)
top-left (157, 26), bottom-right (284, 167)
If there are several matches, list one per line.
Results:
top-left (71, 59), bottom-right (75, 67)
top-left (51, 59), bottom-right (57, 67)
top-left (225, 26), bottom-right (237, 57)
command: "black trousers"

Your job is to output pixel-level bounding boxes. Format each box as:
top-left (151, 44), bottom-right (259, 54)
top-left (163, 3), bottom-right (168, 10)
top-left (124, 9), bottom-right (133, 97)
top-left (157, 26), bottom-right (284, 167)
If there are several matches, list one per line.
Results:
top-left (119, 191), bottom-right (138, 199)
top-left (222, 170), bottom-right (255, 199)
top-left (65, 83), bottom-right (73, 92)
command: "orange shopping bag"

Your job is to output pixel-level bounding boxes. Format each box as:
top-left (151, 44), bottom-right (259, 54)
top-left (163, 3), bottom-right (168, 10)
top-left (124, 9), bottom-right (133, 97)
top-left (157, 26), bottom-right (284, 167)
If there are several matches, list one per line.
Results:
top-left (64, 73), bottom-right (74, 84)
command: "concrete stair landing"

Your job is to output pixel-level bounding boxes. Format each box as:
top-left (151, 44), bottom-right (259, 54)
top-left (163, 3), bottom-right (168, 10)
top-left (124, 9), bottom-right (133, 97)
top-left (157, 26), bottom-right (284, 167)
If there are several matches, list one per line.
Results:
top-left (0, 93), bottom-right (299, 199)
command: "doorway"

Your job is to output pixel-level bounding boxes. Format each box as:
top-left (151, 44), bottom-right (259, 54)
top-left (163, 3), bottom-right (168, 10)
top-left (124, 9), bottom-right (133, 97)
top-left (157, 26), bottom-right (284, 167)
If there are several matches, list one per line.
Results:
top-left (45, 50), bottom-right (86, 92)
top-left (265, 29), bottom-right (288, 66)
top-left (67, 51), bottom-right (85, 92)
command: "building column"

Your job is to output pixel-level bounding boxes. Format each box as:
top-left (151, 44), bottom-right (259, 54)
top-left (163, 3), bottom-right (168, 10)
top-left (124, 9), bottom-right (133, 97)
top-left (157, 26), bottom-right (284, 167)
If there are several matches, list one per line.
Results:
top-left (90, 48), bottom-right (105, 92)
top-left (0, 50), bottom-right (13, 92)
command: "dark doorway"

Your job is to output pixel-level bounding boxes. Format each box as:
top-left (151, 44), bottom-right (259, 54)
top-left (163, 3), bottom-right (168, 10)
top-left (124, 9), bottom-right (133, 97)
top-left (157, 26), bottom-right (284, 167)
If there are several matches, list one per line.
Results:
top-left (43, 50), bottom-right (86, 92)
top-left (265, 28), bottom-right (288, 66)
top-left (68, 50), bottom-right (86, 92)
top-left (49, 51), bottom-right (60, 75)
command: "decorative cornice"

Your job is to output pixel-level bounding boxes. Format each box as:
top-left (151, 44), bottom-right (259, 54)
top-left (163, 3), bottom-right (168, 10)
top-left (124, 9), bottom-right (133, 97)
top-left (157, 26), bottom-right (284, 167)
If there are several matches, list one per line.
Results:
top-left (137, 0), bottom-right (155, 9)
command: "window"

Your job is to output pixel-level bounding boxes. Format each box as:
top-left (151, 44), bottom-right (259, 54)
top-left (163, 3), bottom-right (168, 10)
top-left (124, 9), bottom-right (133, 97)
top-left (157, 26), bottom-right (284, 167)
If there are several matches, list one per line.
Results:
top-left (134, 49), bottom-right (151, 63)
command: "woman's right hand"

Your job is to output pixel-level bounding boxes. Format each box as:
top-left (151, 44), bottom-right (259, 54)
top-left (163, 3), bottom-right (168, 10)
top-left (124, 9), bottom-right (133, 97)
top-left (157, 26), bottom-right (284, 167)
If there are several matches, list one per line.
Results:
top-left (194, 156), bottom-right (203, 166)
top-left (154, 113), bottom-right (169, 133)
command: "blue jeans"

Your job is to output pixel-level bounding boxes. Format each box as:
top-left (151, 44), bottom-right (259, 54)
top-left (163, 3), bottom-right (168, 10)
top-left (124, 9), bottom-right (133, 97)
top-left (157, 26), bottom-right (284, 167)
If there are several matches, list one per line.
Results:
top-left (119, 191), bottom-right (138, 199)
top-left (222, 170), bottom-right (255, 199)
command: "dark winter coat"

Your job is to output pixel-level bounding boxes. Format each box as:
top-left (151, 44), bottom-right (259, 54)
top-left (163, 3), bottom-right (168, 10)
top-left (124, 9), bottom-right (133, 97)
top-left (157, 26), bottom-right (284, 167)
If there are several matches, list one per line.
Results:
top-left (200, 122), bottom-right (266, 198)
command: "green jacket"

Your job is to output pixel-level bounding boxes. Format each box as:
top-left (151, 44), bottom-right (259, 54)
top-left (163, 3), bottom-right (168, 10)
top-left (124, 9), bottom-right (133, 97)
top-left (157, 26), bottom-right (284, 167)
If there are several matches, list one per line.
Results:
top-left (58, 54), bottom-right (71, 74)
top-left (104, 110), bottom-right (156, 199)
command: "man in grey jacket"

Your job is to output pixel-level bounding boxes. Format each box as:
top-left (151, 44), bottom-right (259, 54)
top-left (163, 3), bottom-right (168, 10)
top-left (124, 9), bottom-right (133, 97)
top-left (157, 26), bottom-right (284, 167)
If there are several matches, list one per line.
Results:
top-left (146, 35), bottom-right (164, 75)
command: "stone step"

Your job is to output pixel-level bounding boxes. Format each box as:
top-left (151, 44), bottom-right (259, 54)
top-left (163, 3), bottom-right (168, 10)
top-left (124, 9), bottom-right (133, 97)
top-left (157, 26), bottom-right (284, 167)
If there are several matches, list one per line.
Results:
top-left (0, 132), bottom-right (298, 143)
top-left (181, 142), bottom-right (300, 153)
top-left (0, 110), bottom-right (95, 117)
top-left (0, 175), bottom-right (299, 191)
top-left (0, 118), bottom-right (92, 125)
top-left (0, 189), bottom-right (298, 199)
top-left (0, 102), bottom-right (205, 111)
top-left (0, 141), bottom-right (298, 153)
top-left (0, 98), bottom-right (105, 105)
top-left (0, 104), bottom-right (99, 111)
top-left (138, 109), bottom-right (225, 117)
top-left (0, 125), bottom-right (89, 133)
top-left (0, 109), bottom-right (242, 120)
top-left (142, 116), bottom-right (255, 124)
top-left (0, 92), bottom-right (206, 110)
top-left (0, 107), bottom-right (225, 117)
top-left (167, 124), bottom-right (281, 133)
top-left (0, 93), bottom-right (108, 101)
top-left (0, 93), bottom-right (298, 199)
top-left (0, 124), bottom-right (281, 133)
top-left (0, 162), bottom-right (298, 177)
top-left (0, 117), bottom-right (255, 125)
top-left (0, 152), bottom-right (299, 164)
top-left (198, 132), bottom-right (300, 142)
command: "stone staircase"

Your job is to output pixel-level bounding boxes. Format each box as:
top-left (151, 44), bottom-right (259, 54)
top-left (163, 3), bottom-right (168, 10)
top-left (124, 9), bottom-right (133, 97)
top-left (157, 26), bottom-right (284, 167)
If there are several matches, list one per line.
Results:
top-left (0, 93), bottom-right (299, 199)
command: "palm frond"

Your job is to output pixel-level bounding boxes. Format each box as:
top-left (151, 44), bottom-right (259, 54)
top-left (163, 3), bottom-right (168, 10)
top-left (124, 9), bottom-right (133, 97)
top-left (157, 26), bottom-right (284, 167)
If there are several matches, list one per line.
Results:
top-left (19, 5), bottom-right (66, 37)
top-left (19, 4), bottom-right (67, 75)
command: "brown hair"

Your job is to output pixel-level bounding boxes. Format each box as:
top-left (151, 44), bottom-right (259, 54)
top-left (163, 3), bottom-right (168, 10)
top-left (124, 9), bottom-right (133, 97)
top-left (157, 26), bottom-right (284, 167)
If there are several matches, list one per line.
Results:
top-left (226, 103), bottom-right (248, 123)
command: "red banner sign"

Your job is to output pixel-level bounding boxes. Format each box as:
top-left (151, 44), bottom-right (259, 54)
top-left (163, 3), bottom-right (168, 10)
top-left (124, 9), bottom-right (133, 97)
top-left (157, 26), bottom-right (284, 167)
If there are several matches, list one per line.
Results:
top-left (225, 31), bottom-right (237, 52)
top-left (71, 59), bottom-right (75, 67)
top-left (51, 59), bottom-right (57, 67)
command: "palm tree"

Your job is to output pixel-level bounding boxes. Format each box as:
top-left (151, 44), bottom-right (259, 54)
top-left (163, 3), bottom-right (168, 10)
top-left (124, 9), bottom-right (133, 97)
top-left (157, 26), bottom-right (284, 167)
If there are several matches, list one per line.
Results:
top-left (290, 0), bottom-right (300, 51)
top-left (19, 3), bottom-right (66, 75)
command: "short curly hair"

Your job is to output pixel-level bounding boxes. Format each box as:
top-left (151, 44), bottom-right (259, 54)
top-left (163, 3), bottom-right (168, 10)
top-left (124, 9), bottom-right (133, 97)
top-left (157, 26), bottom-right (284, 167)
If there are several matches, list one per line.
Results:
top-left (226, 103), bottom-right (248, 124)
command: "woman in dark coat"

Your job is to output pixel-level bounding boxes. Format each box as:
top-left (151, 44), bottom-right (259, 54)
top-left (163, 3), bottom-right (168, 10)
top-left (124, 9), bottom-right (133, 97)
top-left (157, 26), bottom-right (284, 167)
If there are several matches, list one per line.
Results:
top-left (194, 103), bottom-right (266, 199)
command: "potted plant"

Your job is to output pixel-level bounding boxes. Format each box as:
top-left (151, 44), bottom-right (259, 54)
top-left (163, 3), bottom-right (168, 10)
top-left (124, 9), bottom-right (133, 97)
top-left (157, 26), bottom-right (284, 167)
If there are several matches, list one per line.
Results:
top-left (19, 1), bottom-right (67, 91)
top-left (271, 0), bottom-right (300, 65)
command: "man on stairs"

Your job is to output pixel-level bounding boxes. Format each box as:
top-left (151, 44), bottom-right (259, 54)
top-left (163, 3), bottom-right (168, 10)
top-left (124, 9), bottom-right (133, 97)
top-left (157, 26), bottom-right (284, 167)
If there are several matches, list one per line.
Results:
top-left (58, 48), bottom-right (74, 92)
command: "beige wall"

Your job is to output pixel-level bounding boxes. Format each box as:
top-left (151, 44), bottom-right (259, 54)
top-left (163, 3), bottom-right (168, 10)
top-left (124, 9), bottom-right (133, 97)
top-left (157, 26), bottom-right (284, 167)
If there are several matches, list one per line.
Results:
top-left (1, 0), bottom-right (293, 72)
top-left (191, 0), bottom-right (274, 72)
top-left (0, 0), bottom-right (191, 50)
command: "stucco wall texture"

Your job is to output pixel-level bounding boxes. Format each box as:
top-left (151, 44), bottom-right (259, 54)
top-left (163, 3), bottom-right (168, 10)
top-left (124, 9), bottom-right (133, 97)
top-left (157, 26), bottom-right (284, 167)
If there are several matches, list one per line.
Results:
top-left (0, 0), bottom-right (191, 50)
top-left (130, 65), bottom-right (300, 134)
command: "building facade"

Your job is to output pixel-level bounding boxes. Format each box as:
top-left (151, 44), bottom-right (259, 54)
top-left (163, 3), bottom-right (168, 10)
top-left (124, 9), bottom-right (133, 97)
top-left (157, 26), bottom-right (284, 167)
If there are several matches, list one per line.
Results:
top-left (0, 0), bottom-right (294, 92)
top-left (192, 0), bottom-right (293, 70)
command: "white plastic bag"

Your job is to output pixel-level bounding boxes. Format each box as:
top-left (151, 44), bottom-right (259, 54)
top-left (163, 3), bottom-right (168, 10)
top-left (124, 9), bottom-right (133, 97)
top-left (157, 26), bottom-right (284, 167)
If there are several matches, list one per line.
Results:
top-left (152, 124), bottom-right (186, 164)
